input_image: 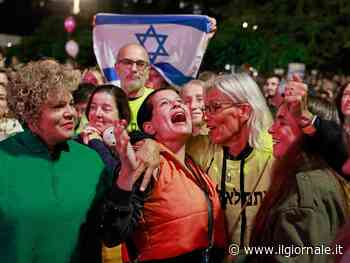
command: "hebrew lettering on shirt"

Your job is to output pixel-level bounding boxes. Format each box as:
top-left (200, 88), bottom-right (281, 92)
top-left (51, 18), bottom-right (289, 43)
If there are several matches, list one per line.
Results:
top-left (216, 184), bottom-right (267, 207)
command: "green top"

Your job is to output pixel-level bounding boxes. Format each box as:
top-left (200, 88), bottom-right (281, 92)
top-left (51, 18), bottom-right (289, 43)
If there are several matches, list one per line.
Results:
top-left (0, 129), bottom-right (111, 263)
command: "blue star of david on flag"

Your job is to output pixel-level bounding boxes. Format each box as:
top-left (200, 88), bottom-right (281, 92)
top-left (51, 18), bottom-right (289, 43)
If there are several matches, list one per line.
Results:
top-left (135, 25), bottom-right (169, 64)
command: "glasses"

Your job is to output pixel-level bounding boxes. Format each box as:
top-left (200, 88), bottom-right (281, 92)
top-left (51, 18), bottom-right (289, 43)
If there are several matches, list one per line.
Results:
top-left (117, 58), bottom-right (149, 70)
top-left (204, 102), bottom-right (238, 114)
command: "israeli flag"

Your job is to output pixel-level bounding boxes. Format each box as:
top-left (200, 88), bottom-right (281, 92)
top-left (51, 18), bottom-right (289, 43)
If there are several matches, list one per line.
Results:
top-left (93, 13), bottom-right (212, 87)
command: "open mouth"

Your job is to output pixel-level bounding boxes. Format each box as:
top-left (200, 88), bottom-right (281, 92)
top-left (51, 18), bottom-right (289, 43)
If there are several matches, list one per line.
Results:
top-left (191, 110), bottom-right (203, 116)
top-left (207, 124), bottom-right (215, 130)
top-left (128, 74), bottom-right (141, 80)
top-left (171, 112), bottom-right (186, 123)
top-left (272, 139), bottom-right (280, 145)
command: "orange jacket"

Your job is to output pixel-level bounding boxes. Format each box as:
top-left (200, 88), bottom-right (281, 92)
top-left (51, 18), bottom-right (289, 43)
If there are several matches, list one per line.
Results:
top-left (132, 145), bottom-right (227, 261)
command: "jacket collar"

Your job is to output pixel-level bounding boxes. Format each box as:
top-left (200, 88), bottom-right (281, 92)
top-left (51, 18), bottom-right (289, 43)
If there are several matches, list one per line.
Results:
top-left (295, 152), bottom-right (329, 173)
top-left (223, 144), bottom-right (253, 161)
top-left (19, 128), bottom-right (70, 158)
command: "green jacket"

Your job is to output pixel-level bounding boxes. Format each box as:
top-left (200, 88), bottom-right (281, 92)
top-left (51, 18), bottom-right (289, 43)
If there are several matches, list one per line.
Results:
top-left (0, 129), bottom-right (112, 263)
top-left (245, 168), bottom-right (348, 263)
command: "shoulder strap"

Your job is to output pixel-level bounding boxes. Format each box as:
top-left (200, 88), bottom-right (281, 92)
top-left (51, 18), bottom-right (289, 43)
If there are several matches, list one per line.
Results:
top-left (185, 156), bottom-right (214, 262)
top-left (220, 149), bottom-right (228, 209)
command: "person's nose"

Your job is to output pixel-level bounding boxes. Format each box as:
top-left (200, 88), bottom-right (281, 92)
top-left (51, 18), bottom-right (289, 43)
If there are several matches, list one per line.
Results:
top-left (64, 104), bottom-right (76, 119)
top-left (131, 62), bottom-right (138, 72)
top-left (191, 100), bottom-right (199, 110)
top-left (203, 112), bottom-right (208, 121)
top-left (95, 107), bottom-right (103, 118)
top-left (171, 100), bottom-right (182, 109)
top-left (203, 109), bottom-right (212, 122)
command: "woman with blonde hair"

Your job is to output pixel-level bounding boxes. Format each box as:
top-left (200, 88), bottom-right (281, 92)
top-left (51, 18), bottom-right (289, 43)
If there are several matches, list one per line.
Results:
top-left (188, 73), bottom-right (274, 252)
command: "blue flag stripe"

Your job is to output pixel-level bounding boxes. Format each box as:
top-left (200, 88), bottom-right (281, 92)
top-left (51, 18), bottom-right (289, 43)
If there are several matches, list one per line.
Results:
top-left (154, 62), bottom-right (194, 86)
top-left (95, 14), bottom-right (210, 33)
top-left (103, 68), bottom-right (118, 82)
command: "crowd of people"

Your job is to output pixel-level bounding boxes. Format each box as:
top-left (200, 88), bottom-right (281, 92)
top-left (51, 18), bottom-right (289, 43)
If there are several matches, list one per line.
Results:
top-left (0, 24), bottom-right (350, 263)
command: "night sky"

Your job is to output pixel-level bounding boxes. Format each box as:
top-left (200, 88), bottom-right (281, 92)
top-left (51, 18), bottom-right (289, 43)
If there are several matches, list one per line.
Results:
top-left (0, 0), bottom-right (208, 36)
top-left (0, 0), bottom-right (71, 36)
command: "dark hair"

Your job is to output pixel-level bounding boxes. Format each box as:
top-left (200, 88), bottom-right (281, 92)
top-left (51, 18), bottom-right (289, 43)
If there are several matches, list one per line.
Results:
top-left (265, 74), bottom-right (281, 84)
top-left (86, 84), bottom-right (131, 124)
top-left (335, 81), bottom-right (350, 124)
top-left (308, 95), bottom-right (340, 125)
top-left (250, 152), bottom-right (334, 247)
top-left (137, 87), bottom-right (179, 133)
top-left (73, 83), bottom-right (96, 105)
top-left (268, 74), bottom-right (281, 80)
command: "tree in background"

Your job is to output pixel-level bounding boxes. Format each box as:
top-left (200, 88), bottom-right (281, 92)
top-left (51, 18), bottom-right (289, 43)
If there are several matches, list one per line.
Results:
top-left (5, 0), bottom-right (350, 74)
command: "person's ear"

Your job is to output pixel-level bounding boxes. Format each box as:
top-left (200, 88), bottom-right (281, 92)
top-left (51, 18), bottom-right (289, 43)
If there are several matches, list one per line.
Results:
top-left (144, 65), bottom-right (150, 79)
top-left (115, 61), bottom-right (121, 75)
top-left (143, 121), bottom-right (156, 136)
top-left (239, 103), bottom-right (252, 122)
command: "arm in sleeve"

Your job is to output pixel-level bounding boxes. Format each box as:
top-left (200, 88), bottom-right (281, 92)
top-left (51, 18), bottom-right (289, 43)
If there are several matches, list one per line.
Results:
top-left (97, 131), bottom-right (155, 246)
top-left (306, 117), bottom-right (348, 175)
top-left (88, 139), bottom-right (120, 174)
top-left (265, 207), bottom-right (336, 263)
top-left (88, 131), bottom-right (153, 174)
top-left (99, 182), bottom-right (148, 247)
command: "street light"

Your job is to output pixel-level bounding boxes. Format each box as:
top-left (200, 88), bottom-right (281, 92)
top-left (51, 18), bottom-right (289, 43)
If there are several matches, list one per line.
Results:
top-left (193, 4), bottom-right (202, 14)
top-left (73, 0), bottom-right (80, 15)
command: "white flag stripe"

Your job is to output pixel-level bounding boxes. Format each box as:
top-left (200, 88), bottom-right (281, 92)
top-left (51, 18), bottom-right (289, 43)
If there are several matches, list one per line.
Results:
top-left (95, 24), bottom-right (207, 73)
top-left (93, 14), bottom-right (211, 87)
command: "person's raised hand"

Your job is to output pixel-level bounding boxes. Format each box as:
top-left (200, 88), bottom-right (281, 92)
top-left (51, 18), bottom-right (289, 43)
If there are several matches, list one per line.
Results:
top-left (114, 120), bottom-right (145, 191)
top-left (207, 17), bottom-right (217, 39)
top-left (285, 74), bottom-right (314, 128)
top-left (81, 125), bottom-right (102, 145)
top-left (134, 139), bottom-right (160, 192)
